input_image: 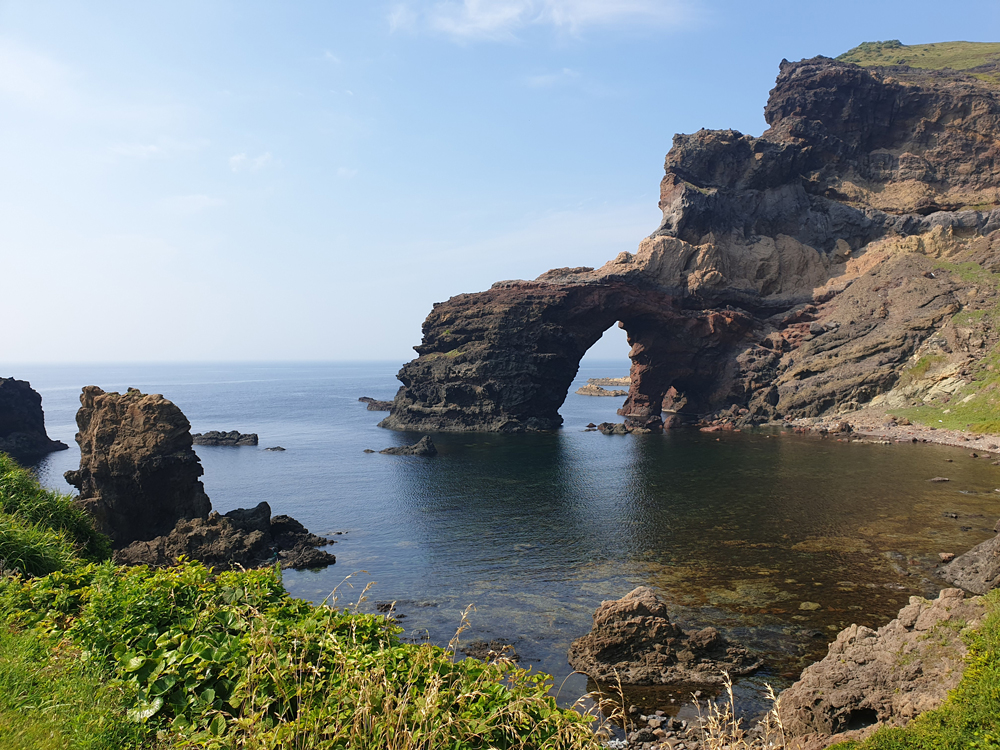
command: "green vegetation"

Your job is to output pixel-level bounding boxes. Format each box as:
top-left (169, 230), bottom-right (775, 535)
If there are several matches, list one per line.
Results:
top-left (830, 590), bottom-right (1000, 750)
top-left (0, 453), bottom-right (605, 749)
top-left (838, 40), bottom-right (1000, 79)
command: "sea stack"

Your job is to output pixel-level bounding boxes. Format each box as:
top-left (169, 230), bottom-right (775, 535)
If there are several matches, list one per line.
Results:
top-left (0, 377), bottom-right (68, 461)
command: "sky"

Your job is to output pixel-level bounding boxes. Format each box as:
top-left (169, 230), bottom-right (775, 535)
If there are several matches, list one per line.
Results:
top-left (1, 1), bottom-right (998, 364)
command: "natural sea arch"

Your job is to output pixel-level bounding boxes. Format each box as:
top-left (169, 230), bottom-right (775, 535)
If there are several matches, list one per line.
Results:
top-left (380, 280), bottom-right (754, 433)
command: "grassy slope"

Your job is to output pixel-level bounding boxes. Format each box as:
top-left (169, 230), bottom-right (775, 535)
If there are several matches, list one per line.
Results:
top-left (838, 40), bottom-right (1000, 71)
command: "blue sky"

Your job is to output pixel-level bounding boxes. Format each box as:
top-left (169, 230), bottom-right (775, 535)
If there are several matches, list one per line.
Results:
top-left (2, 1), bottom-right (998, 363)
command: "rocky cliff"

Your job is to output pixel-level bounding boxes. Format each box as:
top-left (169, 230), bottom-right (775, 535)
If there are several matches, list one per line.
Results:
top-left (0, 377), bottom-right (68, 460)
top-left (382, 50), bottom-right (1000, 432)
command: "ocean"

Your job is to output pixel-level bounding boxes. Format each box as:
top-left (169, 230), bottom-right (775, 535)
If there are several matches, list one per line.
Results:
top-left (12, 360), bottom-right (1000, 714)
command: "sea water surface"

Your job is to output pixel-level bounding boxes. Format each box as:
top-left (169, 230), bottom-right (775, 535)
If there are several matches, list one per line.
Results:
top-left (14, 361), bottom-right (1000, 714)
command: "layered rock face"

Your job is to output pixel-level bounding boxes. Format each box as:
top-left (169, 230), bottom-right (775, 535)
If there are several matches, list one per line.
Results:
top-left (0, 377), bottom-right (68, 461)
top-left (779, 588), bottom-right (985, 748)
top-left (384, 56), bottom-right (1000, 432)
top-left (66, 386), bottom-right (212, 546)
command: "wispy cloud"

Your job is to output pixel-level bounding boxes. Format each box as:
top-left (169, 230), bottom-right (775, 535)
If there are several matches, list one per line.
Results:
top-left (525, 67), bottom-right (580, 88)
top-left (229, 151), bottom-right (274, 173)
top-left (389, 0), bottom-right (691, 41)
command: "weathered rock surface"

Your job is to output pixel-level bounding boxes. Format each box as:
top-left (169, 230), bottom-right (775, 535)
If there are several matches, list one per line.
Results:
top-left (359, 397), bottom-right (393, 411)
top-left (115, 501), bottom-right (335, 571)
top-left (66, 387), bottom-right (212, 546)
top-left (379, 436), bottom-right (437, 456)
top-left (192, 430), bottom-right (258, 446)
top-left (0, 377), bottom-right (68, 461)
top-left (567, 586), bottom-right (761, 685)
top-left (588, 377), bottom-right (631, 386)
top-left (779, 588), bottom-right (986, 748)
top-left (381, 54), bottom-right (1000, 432)
top-left (575, 384), bottom-right (629, 397)
top-left (941, 524), bottom-right (1000, 593)
top-left (65, 386), bottom-right (334, 569)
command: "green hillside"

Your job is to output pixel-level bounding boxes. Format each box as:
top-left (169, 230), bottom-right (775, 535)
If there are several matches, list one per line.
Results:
top-left (838, 40), bottom-right (1000, 81)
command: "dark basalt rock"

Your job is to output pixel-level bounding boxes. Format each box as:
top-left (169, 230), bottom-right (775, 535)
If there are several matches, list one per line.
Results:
top-left (114, 501), bottom-right (335, 571)
top-left (65, 386), bottom-right (334, 570)
top-left (0, 377), bottom-right (68, 461)
top-left (192, 430), bottom-right (258, 446)
top-left (379, 436), bottom-right (437, 456)
top-left (359, 397), bottom-right (393, 411)
top-left (381, 55), bottom-right (1000, 433)
top-left (567, 587), bottom-right (761, 685)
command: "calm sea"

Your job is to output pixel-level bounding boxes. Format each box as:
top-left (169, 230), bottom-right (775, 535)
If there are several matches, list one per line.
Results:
top-left (11, 361), bottom-right (1000, 714)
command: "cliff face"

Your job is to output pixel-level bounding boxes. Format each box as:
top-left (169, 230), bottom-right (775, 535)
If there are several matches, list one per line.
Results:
top-left (383, 54), bottom-right (1000, 433)
top-left (0, 377), bottom-right (68, 461)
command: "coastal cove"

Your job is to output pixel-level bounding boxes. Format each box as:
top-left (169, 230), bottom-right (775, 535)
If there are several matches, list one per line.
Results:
top-left (15, 360), bottom-right (1000, 714)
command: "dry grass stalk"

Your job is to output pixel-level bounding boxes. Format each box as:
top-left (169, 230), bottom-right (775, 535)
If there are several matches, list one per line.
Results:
top-left (695, 672), bottom-right (786, 750)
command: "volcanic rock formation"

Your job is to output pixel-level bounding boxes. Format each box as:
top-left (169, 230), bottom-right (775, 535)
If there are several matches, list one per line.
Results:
top-left (0, 377), bottom-right (68, 461)
top-left (382, 55), bottom-right (1000, 432)
top-left (66, 386), bottom-right (333, 569)
top-left (66, 386), bottom-right (212, 546)
top-left (778, 588), bottom-right (986, 748)
top-left (192, 430), bottom-right (259, 446)
top-left (567, 586), bottom-right (760, 685)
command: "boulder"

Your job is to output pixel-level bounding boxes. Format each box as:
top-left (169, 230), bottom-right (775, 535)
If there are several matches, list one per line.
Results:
top-left (380, 436), bottom-right (437, 456)
top-left (567, 586), bottom-right (761, 685)
top-left (192, 430), bottom-right (258, 446)
top-left (65, 387), bottom-right (212, 546)
top-left (940, 526), bottom-right (1000, 594)
top-left (0, 377), bottom-right (68, 461)
top-left (778, 588), bottom-right (986, 747)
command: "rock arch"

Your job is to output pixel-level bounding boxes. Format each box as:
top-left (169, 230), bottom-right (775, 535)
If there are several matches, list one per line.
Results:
top-left (378, 276), bottom-right (753, 433)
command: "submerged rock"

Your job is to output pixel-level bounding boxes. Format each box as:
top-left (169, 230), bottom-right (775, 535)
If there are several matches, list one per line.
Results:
top-left (192, 430), bottom-right (258, 446)
top-left (779, 588), bottom-right (986, 748)
top-left (0, 377), bottom-right (68, 461)
top-left (380, 436), bottom-right (437, 456)
top-left (567, 586), bottom-right (761, 685)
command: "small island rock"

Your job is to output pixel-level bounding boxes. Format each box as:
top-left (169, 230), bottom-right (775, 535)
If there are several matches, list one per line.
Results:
top-left (192, 430), bottom-right (258, 446)
top-left (380, 436), bottom-right (437, 456)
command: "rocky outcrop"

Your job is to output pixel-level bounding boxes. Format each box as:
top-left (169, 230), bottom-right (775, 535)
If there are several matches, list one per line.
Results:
top-left (66, 387), bottom-right (212, 546)
top-left (575, 385), bottom-right (629, 397)
top-left (66, 386), bottom-right (334, 570)
top-left (382, 53), bottom-right (1000, 432)
top-left (115, 501), bottom-right (335, 571)
top-left (0, 378), bottom-right (68, 461)
top-left (778, 588), bottom-right (986, 748)
top-left (192, 431), bottom-right (258, 446)
top-left (567, 586), bottom-right (760, 685)
top-left (359, 397), bottom-right (393, 411)
top-left (379, 436), bottom-right (437, 456)
top-left (941, 522), bottom-right (1000, 594)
